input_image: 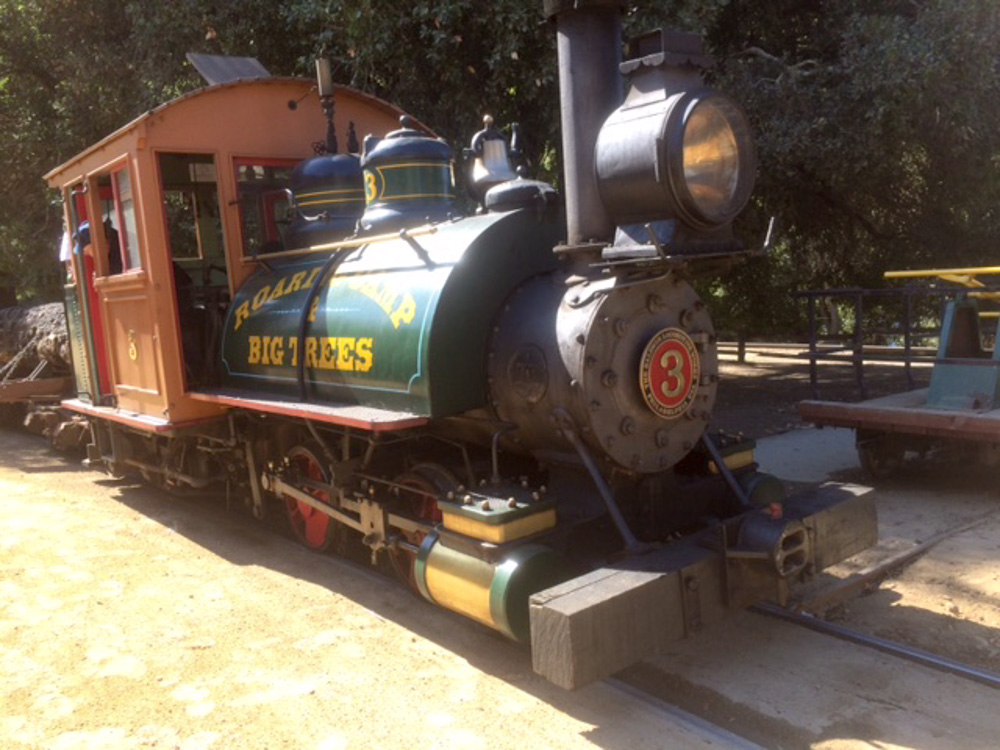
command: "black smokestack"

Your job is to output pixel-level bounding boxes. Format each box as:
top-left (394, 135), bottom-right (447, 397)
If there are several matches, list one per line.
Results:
top-left (543, 0), bottom-right (622, 246)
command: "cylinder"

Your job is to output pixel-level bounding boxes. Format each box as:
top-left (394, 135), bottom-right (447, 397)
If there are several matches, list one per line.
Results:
top-left (415, 533), bottom-right (572, 641)
top-left (544, 0), bottom-right (622, 246)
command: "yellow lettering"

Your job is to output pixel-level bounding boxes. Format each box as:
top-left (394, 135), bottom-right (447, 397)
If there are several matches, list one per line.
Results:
top-left (308, 297), bottom-right (319, 323)
top-left (302, 267), bottom-right (322, 290)
top-left (267, 277), bottom-right (287, 302)
top-left (248, 336), bottom-right (262, 365)
top-left (252, 285), bottom-right (271, 311)
top-left (305, 337), bottom-right (319, 368)
top-left (337, 338), bottom-right (355, 371)
top-left (269, 336), bottom-right (284, 366)
top-left (355, 338), bottom-right (373, 372)
top-left (287, 336), bottom-right (298, 367)
top-left (319, 337), bottom-right (336, 370)
top-left (234, 300), bottom-right (250, 331)
top-left (286, 271), bottom-right (307, 294)
top-left (376, 287), bottom-right (398, 316)
top-left (390, 294), bottom-right (416, 329)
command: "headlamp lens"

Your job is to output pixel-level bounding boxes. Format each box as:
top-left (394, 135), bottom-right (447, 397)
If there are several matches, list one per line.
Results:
top-left (682, 99), bottom-right (746, 224)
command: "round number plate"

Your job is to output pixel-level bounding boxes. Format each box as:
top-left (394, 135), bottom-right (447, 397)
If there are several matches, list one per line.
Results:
top-left (639, 328), bottom-right (700, 419)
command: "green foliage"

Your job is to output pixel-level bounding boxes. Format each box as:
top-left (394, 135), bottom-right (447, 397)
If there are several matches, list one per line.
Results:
top-left (282, 1), bottom-right (559, 177)
top-left (707, 0), bottom-right (1000, 298)
top-left (1, 0), bottom-right (999, 332)
top-left (0, 0), bottom-right (302, 300)
top-left (632, 0), bottom-right (1000, 336)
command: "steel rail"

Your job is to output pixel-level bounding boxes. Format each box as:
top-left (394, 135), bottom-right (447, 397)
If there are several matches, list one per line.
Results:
top-left (752, 602), bottom-right (1000, 690)
top-left (606, 677), bottom-right (765, 750)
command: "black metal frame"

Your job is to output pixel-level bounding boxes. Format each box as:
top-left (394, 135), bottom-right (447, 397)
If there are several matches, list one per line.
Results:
top-left (795, 286), bottom-right (1000, 399)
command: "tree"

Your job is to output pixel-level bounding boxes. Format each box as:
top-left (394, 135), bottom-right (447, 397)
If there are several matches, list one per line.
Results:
top-left (0, 0), bottom-right (302, 301)
top-left (282, 1), bottom-right (559, 176)
top-left (701, 0), bottom-right (1000, 336)
top-left (2, 0), bottom-right (999, 337)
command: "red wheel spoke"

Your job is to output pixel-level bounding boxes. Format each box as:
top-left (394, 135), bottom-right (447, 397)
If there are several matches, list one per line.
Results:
top-left (283, 446), bottom-right (333, 552)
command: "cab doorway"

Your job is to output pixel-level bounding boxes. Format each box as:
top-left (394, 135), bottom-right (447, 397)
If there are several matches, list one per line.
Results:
top-left (158, 152), bottom-right (230, 388)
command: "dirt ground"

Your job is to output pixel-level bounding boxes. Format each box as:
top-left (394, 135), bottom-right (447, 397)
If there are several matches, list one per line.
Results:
top-left (645, 350), bottom-right (1000, 747)
top-left (0, 431), bottom-right (740, 750)
top-left (712, 346), bottom-right (931, 437)
top-left (824, 456), bottom-right (1000, 674)
top-left (2, 348), bottom-right (999, 749)
top-left (715, 349), bottom-right (1000, 673)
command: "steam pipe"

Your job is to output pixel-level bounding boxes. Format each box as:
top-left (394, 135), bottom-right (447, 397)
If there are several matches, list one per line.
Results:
top-left (544, 0), bottom-right (622, 246)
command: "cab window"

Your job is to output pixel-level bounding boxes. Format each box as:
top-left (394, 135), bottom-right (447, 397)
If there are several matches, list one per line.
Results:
top-left (113, 167), bottom-right (140, 270)
top-left (234, 159), bottom-right (296, 257)
top-left (91, 163), bottom-right (139, 274)
top-left (158, 153), bottom-right (224, 266)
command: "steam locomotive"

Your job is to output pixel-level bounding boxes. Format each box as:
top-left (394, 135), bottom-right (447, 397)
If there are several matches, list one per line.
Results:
top-left (45, 0), bottom-right (876, 688)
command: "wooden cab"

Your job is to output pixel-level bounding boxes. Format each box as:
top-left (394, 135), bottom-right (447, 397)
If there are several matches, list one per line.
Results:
top-left (45, 78), bottom-right (406, 429)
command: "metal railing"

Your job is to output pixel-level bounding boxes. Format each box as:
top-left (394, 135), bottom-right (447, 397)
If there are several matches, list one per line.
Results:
top-left (795, 286), bottom-right (1000, 399)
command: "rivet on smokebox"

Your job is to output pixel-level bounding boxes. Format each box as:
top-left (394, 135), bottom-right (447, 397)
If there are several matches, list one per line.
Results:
top-left (601, 370), bottom-right (618, 388)
top-left (646, 294), bottom-right (663, 312)
top-left (620, 417), bottom-right (635, 436)
top-left (614, 319), bottom-right (627, 337)
top-left (655, 429), bottom-right (669, 448)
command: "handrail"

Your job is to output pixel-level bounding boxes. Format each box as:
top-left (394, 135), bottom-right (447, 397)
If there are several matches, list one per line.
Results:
top-left (795, 285), bottom-right (999, 399)
top-left (251, 224), bottom-right (439, 262)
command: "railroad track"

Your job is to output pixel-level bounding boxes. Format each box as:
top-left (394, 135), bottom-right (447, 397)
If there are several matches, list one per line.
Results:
top-left (607, 601), bottom-right (1000, 749)
top-left (605, 677), bottom-right (766, 750)
top-left (752, 603), bottom-right (1000, 691)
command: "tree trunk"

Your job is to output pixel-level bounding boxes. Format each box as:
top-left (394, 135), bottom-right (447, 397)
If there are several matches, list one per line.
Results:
top-left (0, 303), bottom-right (71, 378)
